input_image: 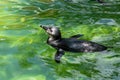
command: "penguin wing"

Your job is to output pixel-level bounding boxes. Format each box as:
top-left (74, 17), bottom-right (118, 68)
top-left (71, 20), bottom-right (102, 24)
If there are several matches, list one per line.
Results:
top-left (70, 34), bottom-right (84, 39)
top-left (55, 49), bottom-right (64, 63)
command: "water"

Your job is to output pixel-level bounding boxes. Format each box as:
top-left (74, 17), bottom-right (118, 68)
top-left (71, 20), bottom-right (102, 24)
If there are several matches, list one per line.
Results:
top-left (0, 0), bottom-right (120, 80)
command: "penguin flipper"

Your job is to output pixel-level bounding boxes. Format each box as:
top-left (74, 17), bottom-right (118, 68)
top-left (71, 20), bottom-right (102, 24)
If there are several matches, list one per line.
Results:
top-left (70, 34), bottom-right (84, 39)
top-left (55, 49), bottom-right (64, 63)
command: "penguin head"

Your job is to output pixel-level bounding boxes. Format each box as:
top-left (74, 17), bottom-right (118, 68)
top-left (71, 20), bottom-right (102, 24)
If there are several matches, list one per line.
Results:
top-left (40, 25), bottom-right (61, 38)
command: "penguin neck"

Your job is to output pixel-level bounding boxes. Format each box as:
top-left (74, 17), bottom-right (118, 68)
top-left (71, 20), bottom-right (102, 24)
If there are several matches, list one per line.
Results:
top-left (48, 35), bottom-right (61, 41)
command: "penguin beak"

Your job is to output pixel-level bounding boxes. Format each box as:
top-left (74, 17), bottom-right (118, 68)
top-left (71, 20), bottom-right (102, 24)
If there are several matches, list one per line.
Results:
top-left (40, 25), bottom-right (48, 30)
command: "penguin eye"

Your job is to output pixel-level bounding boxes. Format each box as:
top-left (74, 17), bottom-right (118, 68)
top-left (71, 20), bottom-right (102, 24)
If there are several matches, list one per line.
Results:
top-left (49, 27), bottom-right (53, 32)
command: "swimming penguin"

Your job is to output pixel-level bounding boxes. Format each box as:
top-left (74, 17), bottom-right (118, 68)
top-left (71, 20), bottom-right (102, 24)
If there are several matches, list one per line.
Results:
top-left (40, 25), bottom-right (107, 63)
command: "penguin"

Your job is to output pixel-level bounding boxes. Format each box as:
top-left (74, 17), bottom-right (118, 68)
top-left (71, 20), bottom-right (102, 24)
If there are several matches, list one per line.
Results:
top-left (40, 25), bottom-right (107, 63)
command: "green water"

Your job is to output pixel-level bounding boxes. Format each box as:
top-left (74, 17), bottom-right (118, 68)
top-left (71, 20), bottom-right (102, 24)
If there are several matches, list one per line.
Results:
top-left (0, 0), bottom-right (120, 80)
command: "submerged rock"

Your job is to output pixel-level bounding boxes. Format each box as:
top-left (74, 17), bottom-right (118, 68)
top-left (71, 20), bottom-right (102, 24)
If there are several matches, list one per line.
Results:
top-left (95, 18), bottom-right (118, 26)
